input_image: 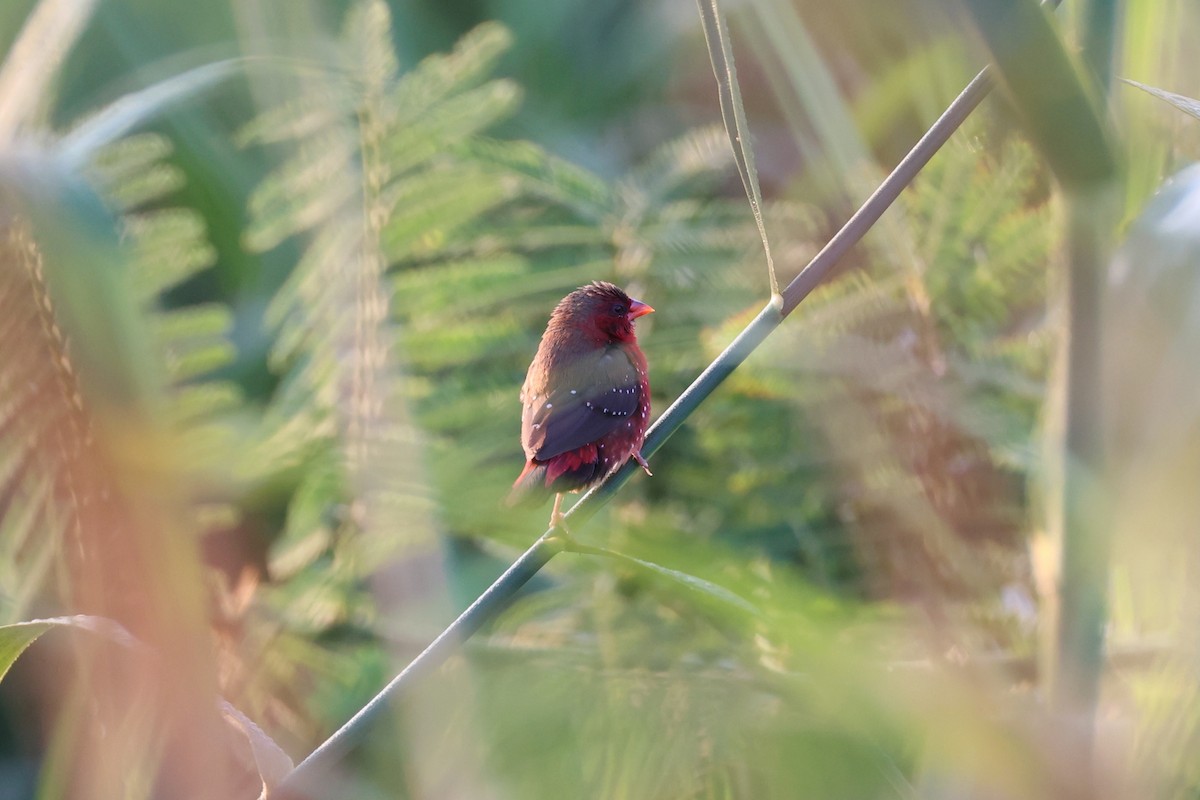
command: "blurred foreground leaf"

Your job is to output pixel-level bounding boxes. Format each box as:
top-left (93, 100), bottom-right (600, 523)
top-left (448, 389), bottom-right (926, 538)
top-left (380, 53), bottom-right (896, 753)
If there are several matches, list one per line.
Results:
top-left (0, 615), bottom-right (139, 684)
top-left (961, 0), bottom-right (1116, 186)
top-left (221, 700), bottom-right (295, 797)
top-left (564, 540), bottom-right (759, 618)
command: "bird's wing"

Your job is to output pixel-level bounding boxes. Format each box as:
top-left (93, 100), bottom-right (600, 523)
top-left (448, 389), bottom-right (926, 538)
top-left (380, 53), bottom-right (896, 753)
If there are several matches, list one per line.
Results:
top-left (522, 347), bottom-right (642, 461)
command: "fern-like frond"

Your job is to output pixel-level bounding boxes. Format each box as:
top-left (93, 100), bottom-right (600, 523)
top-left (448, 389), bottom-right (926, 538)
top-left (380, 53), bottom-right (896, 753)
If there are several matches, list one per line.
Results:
top-left (381, 80), bottom-right (521, 179)
top-left (383, 20), bottom-right (512, 119)
top-left (125, 210), bottom-right (217, 302)
top-left (618, 125), bottom-right (735, 212)
top-left (381, 160), bottom-right (517, 259)
top-left (456, 138), bottom-right (615, 222)
top-left (239, 4), bottom-right (527, 649)
top-left (88, 132), bottom-right (242, 455)
top-left (86, 132), bottom-right (184, 209)
top-left (236, 87), bottom-right (352, 148)
top-left (244, 129), bottom-right (360, 251)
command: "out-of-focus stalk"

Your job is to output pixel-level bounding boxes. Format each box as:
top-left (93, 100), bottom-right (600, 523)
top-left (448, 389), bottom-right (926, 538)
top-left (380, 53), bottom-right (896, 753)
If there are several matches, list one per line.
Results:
top-left (1052, 187), bottom-right (1116, 716)
top-left (957, 0), bottom-right (1120, 775)
top-left (1050, 0), bottom-right (1120, 759)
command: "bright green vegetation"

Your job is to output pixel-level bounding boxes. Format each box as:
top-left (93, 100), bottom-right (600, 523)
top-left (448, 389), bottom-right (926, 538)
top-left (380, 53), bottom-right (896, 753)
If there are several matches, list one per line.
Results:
top-left (1, 0), bottom-right (1199, 797)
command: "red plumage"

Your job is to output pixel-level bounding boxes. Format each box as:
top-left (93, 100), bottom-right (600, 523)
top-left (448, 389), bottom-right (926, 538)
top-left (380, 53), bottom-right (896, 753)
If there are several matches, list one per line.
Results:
top-left (509, 281), bottom-right (654, 521)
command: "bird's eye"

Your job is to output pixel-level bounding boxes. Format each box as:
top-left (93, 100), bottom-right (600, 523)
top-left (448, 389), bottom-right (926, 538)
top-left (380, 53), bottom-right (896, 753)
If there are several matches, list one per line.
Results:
top-left (612, 303), bottom-right (626, 315)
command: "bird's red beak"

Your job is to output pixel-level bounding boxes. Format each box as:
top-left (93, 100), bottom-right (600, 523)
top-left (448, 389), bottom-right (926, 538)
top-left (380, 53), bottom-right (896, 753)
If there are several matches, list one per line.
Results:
top-left (628, 299), bottom-right (654, 319)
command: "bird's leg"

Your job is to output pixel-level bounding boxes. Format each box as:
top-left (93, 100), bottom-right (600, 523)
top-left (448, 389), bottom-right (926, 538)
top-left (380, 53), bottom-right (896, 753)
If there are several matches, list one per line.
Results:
top-left (633, 451), bottom-right (653, 476)
top-left (548, 493), bottom-right (571, 533)
top-left (545, 493), bottom-right (582, 553)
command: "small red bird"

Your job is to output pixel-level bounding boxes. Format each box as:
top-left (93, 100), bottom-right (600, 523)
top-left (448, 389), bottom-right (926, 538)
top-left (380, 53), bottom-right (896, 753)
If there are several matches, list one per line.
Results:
top-left (509, 281), bottom-right (654, 527)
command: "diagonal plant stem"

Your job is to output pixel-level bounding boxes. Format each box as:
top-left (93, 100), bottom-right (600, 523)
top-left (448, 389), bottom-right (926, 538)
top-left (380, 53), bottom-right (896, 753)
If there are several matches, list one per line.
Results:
top-left (271, 59), bottom-right (999, 799)
top-left (271, 534), bottom-right (569, 799)
top-left (574, 66), bottom-right (996, 516)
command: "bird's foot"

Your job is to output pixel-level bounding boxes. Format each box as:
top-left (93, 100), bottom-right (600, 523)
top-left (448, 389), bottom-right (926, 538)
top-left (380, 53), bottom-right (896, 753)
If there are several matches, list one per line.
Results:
top-left (549, 514), bottom-right (573, 536)
top-left (633, 451), bottom-right (653, 476)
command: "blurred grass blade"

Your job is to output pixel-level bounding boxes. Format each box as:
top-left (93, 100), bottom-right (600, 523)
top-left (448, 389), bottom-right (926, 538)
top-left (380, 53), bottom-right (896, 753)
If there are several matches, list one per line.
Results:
top-left (564, 541), bottom-right (758, 618)
top-left (740, 0), bottom-right (870, 190)
top-left (960, 0), bottom-right (1116, 188)
top-left (221, 700), bottom-right (295, 796)
top-left (0, 615), bottom-right (140, 684)
top-left (1122, 78), bottom-right (1200, 121)
top-left (695, 0), bottom-right (778, 297)
top-left (58, 59), bottom-right (245, 167)
top-left (0, 0), bottom-right (100, 144)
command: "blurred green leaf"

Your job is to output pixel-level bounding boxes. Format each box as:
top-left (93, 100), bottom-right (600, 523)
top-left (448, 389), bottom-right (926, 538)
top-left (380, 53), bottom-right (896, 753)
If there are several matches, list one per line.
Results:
top-left (0, 620), bottom-right (57, 684)
top-left (0, 615), bottom-right (139, 684)
top-left (961, 0), bottom-right (1117, 186)
top-left (220, 699), bottom-right (295, 795)
top-left (565, 541), bottom-right (759, 618)
top-left (461, 138), bottom-right (613, 221)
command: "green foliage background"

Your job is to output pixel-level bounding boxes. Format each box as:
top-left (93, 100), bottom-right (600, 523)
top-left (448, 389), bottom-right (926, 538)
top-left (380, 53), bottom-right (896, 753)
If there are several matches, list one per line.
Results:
top-left (1, 0), bottom-right (1200, 797)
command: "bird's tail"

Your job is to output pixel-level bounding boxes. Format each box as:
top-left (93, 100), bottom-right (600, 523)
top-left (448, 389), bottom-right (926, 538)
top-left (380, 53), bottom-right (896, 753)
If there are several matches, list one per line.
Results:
top-left (507, 461), bottom-right (551, 508)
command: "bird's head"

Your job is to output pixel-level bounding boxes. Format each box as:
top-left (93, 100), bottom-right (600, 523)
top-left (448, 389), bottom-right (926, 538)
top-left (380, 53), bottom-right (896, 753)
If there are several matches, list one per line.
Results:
top-left (551, 281), bottom-right (654, 345)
